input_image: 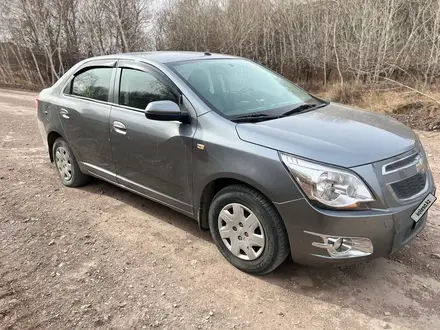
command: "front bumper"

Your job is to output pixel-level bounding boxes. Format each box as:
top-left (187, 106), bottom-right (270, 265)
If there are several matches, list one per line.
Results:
top-left (275, 189), bottom-right (434, 267)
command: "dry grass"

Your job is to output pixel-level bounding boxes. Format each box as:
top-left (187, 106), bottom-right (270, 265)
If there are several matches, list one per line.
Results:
top-left (312, 83), bottom-right (440, 131)
top-left (0, 80), bottom-right (40, 92)
top-left (316, 83), bottom-right (439, 112)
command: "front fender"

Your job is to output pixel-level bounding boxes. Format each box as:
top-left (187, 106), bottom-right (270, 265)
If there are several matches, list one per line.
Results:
top-left (192, 113), bottom-right (303, 210)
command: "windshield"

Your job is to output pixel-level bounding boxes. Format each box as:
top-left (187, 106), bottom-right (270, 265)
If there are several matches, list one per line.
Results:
top-left (167, 59), bottom-right (319, 118)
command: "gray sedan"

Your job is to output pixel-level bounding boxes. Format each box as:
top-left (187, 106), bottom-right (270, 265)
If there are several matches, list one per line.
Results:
top-left (36, 52), bottom-right (436, 274)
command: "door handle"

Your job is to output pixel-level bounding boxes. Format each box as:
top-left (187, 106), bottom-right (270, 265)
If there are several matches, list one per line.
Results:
top-left (60, 108), bottom-right (70, 119)
top-left (113, 121), bottom-right (127, 135)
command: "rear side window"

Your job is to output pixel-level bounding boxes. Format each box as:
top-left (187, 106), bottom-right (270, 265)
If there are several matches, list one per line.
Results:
top-left (119, 68), bottom-right (178, 110)
top-left (71, 68), bottom-right (113, 102)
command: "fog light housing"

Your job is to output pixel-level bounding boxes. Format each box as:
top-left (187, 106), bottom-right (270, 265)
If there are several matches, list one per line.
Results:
top-left (305, 231), bottom-right (373, 259)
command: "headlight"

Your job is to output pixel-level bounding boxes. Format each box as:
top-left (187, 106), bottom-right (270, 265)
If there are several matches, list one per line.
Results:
top-left (280, 153), bottom-right (374, 209)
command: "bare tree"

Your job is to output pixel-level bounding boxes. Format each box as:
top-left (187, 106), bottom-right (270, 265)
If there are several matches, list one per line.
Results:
top-left (0, 0), bottom-right (154, 88)
top-left (2, 0), bottom-right (440, 90)
top-left (156, 0), bottom-right (440, 87)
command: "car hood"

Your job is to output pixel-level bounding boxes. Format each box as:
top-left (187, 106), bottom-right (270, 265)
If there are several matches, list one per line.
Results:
top-left (235, 103), bottom-right (416, 167)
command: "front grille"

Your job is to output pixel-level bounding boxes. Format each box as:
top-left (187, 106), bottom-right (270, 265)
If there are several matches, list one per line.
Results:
top-left (390, 172), bottom-right (426, 199)
top-left (384, 153), bottom-right (418, 173)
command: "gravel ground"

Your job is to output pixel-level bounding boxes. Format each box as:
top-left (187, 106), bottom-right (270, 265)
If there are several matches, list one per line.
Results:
top-left (0, 89), bottom-right (439, 330)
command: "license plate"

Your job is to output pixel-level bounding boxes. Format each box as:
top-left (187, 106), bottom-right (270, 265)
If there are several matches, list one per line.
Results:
top-left (411, 193), bottom-right (437, 222)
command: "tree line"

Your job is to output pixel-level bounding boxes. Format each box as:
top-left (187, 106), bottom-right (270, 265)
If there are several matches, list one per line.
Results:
top-left (0, 0), bottom-right (152, 87)
top-left (1, 0), bottom-right (440, 89)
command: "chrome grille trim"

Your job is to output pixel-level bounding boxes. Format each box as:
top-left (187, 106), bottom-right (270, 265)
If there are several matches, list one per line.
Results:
top-left (381, 149), bottom-right (430, 202)
top-left (382, 152), bottom-right (420, 175)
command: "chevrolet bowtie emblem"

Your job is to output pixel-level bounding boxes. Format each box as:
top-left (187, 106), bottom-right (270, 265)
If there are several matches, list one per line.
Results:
top-left (416, 156), bottom-right (426, 173)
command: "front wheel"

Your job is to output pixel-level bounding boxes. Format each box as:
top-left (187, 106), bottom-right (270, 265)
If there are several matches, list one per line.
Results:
top-left (208, 184), bottom-right (290, 275)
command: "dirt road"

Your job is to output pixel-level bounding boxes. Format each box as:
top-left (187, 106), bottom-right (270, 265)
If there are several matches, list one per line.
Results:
top-left (1, 89), bottom-right (439, 330)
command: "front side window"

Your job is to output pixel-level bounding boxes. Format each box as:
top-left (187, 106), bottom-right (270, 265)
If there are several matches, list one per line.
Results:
top-left (119, 69), bottom-right (178, 110)
top-left (71, 68), bottom-right (113, 102)
top-left (168, 59), bottom-right (320, 118)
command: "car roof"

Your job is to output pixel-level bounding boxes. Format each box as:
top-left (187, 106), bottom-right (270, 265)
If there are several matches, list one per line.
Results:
top-left (89, 51), bottom-right (238, 64)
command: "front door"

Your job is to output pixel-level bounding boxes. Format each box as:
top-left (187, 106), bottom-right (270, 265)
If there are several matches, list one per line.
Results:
top-left (60, 63), bottom-right (116, 180)
top-left (109, 61), bottom-right (196, 215)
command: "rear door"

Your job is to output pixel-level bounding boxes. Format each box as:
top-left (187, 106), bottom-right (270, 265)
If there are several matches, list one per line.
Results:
top-left (60, 61), bottom-right (117, 180)
top-left (109, 60), bottom-right (196, 215)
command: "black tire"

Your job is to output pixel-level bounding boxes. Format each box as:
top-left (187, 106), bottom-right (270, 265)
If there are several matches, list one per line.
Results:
top-left (208, 184), bottom-right (290, 275)
top-left (52, 138), bottom-right (90, 187)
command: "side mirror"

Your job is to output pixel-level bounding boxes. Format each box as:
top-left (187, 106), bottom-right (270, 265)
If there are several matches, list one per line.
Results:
top-left (145, 100), bottom-right (189, 122)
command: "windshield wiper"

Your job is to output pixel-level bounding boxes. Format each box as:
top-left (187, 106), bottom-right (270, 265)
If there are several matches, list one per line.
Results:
top-left (231, 113), bottom-right (280, 123)
top-left (231, 102), bottom-right (328, 122)
top-left (280, 102), bottom-right (327, 117)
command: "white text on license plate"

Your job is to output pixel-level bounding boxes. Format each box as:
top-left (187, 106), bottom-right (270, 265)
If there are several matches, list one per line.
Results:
top-left (411, 193), bottom-right (436, 222)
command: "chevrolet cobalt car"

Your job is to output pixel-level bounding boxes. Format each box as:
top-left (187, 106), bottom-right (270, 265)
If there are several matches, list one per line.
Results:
top-left (37, 52), bottom-right (436, 274)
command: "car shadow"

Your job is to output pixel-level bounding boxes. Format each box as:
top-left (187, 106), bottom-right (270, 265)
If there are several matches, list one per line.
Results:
top-left (79, 178), bottom-right (439, 326)
top-left (79, 177), bottom-right (212, 243)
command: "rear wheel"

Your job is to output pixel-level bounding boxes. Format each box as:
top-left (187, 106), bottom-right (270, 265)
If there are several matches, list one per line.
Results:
top-left (208, 184), bottom-right (289, 275)
top-left (53, 138), bottom-right (89, 187)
